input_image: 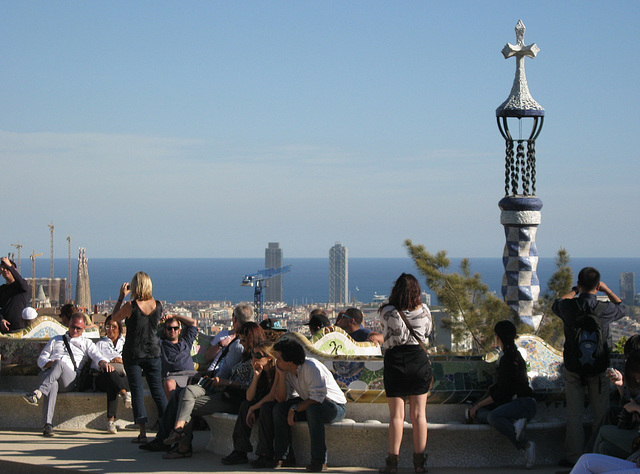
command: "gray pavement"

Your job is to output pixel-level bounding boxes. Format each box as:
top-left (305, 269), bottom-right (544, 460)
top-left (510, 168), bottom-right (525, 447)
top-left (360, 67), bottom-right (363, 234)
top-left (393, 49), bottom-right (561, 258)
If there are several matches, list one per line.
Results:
top-left (0, 428), bottom-right (571, 474)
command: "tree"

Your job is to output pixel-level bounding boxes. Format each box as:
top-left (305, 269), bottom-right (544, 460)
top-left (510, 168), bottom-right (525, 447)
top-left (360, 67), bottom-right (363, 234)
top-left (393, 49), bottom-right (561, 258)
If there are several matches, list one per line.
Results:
top-left (535, 248), bottom-right (573, 350)
top-left (404, 239), bottom-right (511, 354)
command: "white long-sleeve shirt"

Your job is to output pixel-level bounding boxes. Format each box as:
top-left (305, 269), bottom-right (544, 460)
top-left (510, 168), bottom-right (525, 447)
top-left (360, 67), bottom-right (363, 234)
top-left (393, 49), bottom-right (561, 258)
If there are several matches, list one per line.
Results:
top-left (37, 333), bottom-right (108, 372)
top-left (285, 357), bottom-right (347, 405)
top-left (92, 335), bottom-right (125, 370)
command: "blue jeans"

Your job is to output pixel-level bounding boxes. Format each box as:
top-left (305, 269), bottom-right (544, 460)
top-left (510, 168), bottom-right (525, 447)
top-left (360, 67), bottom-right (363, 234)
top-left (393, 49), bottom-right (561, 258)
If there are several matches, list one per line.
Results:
top-left (476, 397), bottom-right (537, 450)
top-left (273, 398), bottom-right (346, 464)
top-left (124, 357), bottom-right (167, 425)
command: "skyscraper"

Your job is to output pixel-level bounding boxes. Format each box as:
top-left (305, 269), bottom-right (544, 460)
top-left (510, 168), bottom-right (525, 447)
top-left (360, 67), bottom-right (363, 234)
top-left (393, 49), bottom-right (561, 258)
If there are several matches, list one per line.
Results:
top-left (329, 242), bottom-right (348, 305)
top-left (265, 242), bottom-right (283, 302)
top-left (620, 272), bottom-right (635, 306)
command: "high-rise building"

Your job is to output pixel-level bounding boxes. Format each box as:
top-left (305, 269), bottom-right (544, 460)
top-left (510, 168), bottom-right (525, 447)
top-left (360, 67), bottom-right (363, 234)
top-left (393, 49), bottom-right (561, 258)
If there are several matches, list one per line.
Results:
top-left (265, 242), bottom-right (283, 302)
top-left (620, 272), bottom-right (635, 306)
top-left (329, 242), bottom-right (348, 305)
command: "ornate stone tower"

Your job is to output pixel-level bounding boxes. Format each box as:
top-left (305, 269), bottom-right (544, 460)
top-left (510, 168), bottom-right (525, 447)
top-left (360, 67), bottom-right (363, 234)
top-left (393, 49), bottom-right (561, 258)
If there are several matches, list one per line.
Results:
top-left (496, 21), bottom-right (544, 328)
top-left (75, 247), bottom-right (92, 311)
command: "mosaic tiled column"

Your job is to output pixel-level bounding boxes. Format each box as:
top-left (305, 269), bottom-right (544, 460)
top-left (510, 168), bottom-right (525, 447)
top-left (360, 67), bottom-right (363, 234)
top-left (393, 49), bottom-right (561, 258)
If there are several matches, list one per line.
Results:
top-left (499, 196), bottom-right (542, 326)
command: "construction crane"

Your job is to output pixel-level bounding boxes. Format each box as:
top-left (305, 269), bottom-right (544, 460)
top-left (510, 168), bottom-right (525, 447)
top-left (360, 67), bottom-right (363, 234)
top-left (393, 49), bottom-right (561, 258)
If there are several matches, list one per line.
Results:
top-left (11, 243), bottom-right (22, 272)
top-left (241, 266), bottom-right (291, 320)
top-left (30, 250), bottom-right (43, 305)
top-left (49, 222), bottom-right (54, 304)
top-left (67, 234), bottom-right (72, 303)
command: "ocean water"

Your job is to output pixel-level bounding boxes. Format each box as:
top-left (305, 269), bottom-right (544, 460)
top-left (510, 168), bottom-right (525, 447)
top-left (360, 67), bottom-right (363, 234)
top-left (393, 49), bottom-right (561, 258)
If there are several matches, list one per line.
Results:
top-left (23, 257), bottom-right (640, 305)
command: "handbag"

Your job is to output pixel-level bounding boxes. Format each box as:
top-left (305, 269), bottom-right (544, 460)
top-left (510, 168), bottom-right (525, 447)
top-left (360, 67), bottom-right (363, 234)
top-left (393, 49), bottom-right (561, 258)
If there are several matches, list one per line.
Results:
top-left (62, 335), bottom-right (95, 392)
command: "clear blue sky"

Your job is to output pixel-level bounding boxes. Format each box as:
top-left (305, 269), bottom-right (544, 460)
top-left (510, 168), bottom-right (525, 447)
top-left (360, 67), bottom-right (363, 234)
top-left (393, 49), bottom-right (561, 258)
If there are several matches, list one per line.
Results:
top-left (1, 1), bottom-right (638, 259)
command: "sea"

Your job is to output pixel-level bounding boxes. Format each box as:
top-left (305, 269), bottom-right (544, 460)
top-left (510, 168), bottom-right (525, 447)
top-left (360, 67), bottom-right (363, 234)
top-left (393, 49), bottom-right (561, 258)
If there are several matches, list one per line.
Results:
top-left (23, 257), bottom-right (640, 306)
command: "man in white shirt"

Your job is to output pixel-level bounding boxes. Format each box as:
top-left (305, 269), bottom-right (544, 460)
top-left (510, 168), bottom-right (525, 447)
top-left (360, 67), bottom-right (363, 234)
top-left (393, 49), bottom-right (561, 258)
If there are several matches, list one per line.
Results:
top-left (272, 338), bottom-right (347, 472)
top-left (22, 313), bottom-right (113, 436)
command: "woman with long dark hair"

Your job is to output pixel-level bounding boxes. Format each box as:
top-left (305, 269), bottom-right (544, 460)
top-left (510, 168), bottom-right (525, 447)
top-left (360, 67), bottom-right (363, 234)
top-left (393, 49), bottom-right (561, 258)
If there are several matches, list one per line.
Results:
top-left (378, 273), bottom-right (433, 473)
top-left (468, 320), bottom-right (537, 468)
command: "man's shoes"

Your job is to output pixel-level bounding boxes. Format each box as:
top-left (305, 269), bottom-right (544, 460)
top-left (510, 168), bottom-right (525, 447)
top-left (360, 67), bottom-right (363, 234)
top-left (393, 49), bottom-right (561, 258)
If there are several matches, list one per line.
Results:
top-left (42, 423), bottom-right (54, 437)
top-left (306, 461), bottom-right (328, 472)
top-left (107, 420), bottom-right (117, 434)
top-left (221, 450), bottom-right (249, 465)
top-left (23, 391), bottom-right (40, 406)
top-left (514, 417), bottom-right (527, 441)
top-left (251, 456), bottom-right (276, 469)
top-left (558, 458), bottom-right (575, 468)
top-left (524, 441), bottom-right (535, 469)
top-left (163, 428), bottom-right (186, 446)
top-left (139, 438), bottom-right (170, 452)
top-left (162, 445), bottom-right (193, 459)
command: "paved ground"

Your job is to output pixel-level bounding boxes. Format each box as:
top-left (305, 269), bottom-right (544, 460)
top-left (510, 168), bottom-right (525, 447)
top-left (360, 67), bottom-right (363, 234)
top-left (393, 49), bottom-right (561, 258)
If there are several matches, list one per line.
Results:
top-left (0, 428), bottom-right (571, 474)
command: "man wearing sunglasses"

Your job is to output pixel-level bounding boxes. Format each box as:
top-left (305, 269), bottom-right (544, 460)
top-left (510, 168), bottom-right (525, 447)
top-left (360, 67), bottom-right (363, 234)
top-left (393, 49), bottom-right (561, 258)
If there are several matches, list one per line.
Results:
top-left (0, 256), bottom-right (28, 334)
top-left (336, 307), bottom-right (383, 344)
top-left (22, 312), bottom-right (114, 437)
top-left (160, 314), bottom-right (198, 400)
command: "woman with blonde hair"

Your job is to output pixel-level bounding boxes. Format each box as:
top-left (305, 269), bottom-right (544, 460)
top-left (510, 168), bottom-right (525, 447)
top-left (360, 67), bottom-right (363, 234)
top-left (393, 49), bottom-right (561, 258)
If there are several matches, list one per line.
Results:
top-left (112, 272), bottom-right (167, 443)
top-left (378, 273), bottom-right (433, 473)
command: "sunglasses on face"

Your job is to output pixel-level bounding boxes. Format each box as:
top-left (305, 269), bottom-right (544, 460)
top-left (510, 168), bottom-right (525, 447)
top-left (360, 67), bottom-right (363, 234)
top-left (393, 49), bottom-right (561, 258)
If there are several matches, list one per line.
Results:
top-left (69, 325), bottom-right (84, 331)
top-left (105, 325), bottom-right (118, 330)
top-left (166, 326), bottom-right (180, 331)
top-left (252, 352), bottom-right (268, 359)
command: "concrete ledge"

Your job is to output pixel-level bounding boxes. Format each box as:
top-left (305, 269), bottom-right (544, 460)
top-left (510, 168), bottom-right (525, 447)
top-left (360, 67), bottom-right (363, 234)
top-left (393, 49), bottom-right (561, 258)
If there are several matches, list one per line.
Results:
top-left (204, 405), bottom-right (567, 469)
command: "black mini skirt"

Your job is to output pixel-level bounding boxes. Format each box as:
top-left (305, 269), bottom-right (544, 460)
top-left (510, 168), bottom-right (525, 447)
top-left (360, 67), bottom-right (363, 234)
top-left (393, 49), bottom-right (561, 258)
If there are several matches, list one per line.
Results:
top-left (383, 344), bottom-right (433, 398)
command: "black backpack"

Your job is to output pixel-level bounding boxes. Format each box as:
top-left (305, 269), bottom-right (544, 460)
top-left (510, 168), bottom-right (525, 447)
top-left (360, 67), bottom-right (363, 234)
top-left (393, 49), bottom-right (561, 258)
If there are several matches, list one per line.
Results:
top-left (565, 300), bottom-right (608, 378)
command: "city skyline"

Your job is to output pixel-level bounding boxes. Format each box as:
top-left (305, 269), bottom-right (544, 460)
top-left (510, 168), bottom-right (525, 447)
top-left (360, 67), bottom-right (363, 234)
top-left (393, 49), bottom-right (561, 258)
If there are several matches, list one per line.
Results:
top-left (1, 2), bottom-right (638, 260)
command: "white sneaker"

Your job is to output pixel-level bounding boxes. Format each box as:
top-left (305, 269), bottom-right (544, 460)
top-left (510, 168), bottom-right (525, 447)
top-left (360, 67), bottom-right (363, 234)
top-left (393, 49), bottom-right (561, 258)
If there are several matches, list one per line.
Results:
top-left (524, 440), bottom-right (535, 469)
top-left (107, 420), bottom-right (117, 434)
top-left (514, 417), bottom-right (527, 441)
top-left (121, 391), bottom-right (132, 409)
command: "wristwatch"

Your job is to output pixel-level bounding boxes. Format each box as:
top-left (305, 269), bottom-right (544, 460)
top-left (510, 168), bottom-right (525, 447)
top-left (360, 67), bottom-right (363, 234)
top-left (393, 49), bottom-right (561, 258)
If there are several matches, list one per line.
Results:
top-left (572, 286), bottom-right (579, 294)
top-left (290, 404), bottom-right (298, 412)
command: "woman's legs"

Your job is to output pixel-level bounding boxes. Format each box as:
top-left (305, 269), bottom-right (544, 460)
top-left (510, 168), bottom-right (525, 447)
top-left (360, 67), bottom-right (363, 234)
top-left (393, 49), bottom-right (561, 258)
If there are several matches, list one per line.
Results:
top-left (408, 393), bottom-right (428, 454)
top-left (387, 397), bottom-right (405, 455)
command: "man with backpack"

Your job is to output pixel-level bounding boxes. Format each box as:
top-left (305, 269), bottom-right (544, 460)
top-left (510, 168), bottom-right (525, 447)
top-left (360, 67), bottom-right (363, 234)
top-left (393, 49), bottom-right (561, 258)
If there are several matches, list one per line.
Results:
top-left (552, 266), bottom-right (627, 467)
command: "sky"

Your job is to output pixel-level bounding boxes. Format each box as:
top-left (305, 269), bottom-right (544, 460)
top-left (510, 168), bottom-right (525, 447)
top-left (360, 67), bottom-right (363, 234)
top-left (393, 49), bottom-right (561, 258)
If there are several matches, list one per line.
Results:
top-left (1, 1), bottom-right (638, 260)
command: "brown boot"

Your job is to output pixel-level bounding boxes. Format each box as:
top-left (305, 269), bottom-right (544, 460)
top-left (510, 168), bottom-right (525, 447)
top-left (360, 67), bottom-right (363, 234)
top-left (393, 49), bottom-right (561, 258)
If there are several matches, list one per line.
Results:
top-left (413, 452), bottom-right (428, 473)
top-left (379, 454), bottom-right (398, 473)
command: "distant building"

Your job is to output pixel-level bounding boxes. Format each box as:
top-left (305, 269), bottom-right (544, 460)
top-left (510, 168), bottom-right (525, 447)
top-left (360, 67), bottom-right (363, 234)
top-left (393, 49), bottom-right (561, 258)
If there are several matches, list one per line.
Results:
top-left (25, 277), bottom-right (67, 306)
top-left (329, 242), bottom-right (348, 305)
top-left (75, 248), bottom-right (91, 311)
top-left (620, 272), bottom-right (636, 306)
top-left (265, 242), bottom-right (283, 302)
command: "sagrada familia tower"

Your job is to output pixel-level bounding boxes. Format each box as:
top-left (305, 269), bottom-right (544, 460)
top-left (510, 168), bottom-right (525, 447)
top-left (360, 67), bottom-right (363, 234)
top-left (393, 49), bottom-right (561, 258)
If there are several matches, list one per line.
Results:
top-left (496, 21), bottom-right (545, 329)
top-left (75, 247), bottom-right (91, 311)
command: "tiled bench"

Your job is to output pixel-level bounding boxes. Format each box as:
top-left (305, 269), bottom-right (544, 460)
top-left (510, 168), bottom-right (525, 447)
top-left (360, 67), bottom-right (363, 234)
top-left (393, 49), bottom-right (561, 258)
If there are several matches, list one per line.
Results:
top-left (203, 402), bottom-right (569, 469)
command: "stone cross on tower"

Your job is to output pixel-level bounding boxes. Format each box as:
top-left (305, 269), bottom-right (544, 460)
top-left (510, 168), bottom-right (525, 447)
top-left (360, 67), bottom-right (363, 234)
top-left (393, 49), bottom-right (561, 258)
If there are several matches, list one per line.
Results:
top-left (496, 21), bottom-right (545, 329)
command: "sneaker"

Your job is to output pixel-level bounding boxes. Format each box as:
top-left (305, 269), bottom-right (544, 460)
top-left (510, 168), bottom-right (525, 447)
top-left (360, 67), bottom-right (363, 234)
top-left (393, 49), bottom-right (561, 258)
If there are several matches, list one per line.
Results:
top-left (23, 391), bottom-right (40, 406)
top-left (514, 417), bottom-right (527, 441)
top-left (42, 423), bottom-right (54, 437)
top-left (524, 440), bottom-right (535, 469)
top-left (221, 450), bottom-right (249, 465)
top-left (107, 420), bottom-right (117, 434)
top-left (122, 391), bottom-right (132, 409)
top-left (306, 461), bottom-right (328, 472)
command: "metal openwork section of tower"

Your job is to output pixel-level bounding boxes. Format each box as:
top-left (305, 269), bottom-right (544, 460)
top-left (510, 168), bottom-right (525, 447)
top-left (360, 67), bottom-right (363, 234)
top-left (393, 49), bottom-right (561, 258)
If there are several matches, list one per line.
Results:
top-left (496, 20), bottom-right (545, 328)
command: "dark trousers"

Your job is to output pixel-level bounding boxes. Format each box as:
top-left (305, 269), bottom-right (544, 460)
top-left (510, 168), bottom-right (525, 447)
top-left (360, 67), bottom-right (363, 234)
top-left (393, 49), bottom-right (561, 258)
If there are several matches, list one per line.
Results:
top-left (95, 366), bottom-right (128, 419)
top-left (233, 399), bottom-right (276, 457)
top-left (124, 357), bottom-right (167, 425)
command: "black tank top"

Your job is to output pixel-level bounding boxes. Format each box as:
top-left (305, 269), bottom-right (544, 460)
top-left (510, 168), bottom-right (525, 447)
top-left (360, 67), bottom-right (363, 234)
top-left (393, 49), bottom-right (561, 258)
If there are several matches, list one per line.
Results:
top-left (123, 300), bottom-right (162, 361)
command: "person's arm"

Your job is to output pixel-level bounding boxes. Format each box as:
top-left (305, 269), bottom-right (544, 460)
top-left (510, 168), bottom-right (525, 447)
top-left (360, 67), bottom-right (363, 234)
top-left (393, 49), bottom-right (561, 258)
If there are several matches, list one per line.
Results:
top-left (368, 331), bottom-right (384, 345)
top-left (112, 282), bottom-right (130, 315)
top-left (112, 301), bottom-right (132, 323)
top-left (598, 282), bottom-right (622, 304)
top-left (171, 314), bottom-right (197, 327)
top-left (246, 360), bottom-right (264, 401)
top-left (469, 394), bottom-right (494, 419)
top-left (8, 264), bottom-right (28, 292)
top-left (274, 364), bottom-right (288, 402)
top-left (37, 338), bottom-right (56, 370)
